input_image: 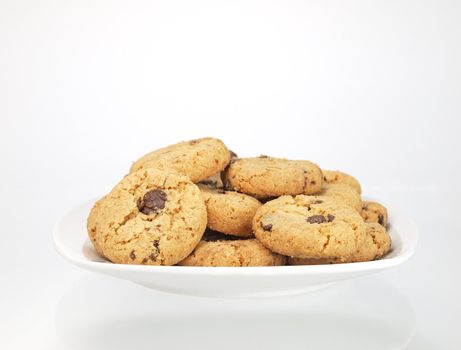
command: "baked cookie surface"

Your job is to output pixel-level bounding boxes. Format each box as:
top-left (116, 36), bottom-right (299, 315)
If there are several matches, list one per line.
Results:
top-left (319, 183), bottom-right (362, 212)
top-left (178, 238), bottom-right (286, 267)
top-left (199, 184), bottom-right (261, 237)
top-left (287, 222), bottom-right (391, 265)
top-left (252, 195), bottom-right (367, 261)
top-left (360, 222), bottom-right (392, 259)
top-left (86, 195), bottom-right (108, 257)
top-left (130, 137), bottom-right (230, 182)
top-left (322, 170), bottom-right (362, 194)
top-left (222, 156), bottom-right (323, 197)
top-left (361, 201), bottom-right (388, 226)
top-left (87, 168), bottom-right (207, 266)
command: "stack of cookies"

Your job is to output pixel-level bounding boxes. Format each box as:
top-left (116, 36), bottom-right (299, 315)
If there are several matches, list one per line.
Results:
top-left (87, 137), bottom-right (391, 267)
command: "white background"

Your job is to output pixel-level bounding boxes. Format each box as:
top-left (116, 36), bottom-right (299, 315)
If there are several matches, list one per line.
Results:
top-left (1, 0), bottom-right (460, 349)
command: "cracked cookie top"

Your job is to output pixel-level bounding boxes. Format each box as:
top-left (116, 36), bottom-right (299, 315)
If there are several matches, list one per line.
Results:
top-left (319, 183), bottom-right (362, 213)
top-left (87, 168), bottom-right (207, 265)
top-left (178, 239), bottom-right (286, 267)
top-left (129, 137), bottom-right (230, 183)
top-left (198, 184), bottom-right (262, 238)
top-left (222, 156), bottom-right (323, 198)
top-left (252, 195), bottom-right (368, 261)
top-left (287, 222), bottom-right (391, 265)
top-left (322, 170), bottom-right (362, 194)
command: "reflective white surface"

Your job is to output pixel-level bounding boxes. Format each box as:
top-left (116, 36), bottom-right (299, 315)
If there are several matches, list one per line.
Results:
top-left (53, 276), bottom-right (415, 350)
top-left (3, 188), bottom-right (460, 349)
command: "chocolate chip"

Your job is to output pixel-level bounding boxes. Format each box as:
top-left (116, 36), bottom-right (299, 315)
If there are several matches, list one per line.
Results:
top-left (362, 204), bottom-right (368, 210)
top-left (138, 189), bottom-right (167, 214)
top-left (310, 181), bottom-right (316, 185)
top-left (378, 214), bottom-right (384, 226)
top-left (261, 223), bottom-right (273, 231)
top-left (149, 253), bottom-right (158, 261)
top-left (141, 258), bottom-right (148, 264)
top-left (323, 176), bottom-right (327, 181)
top-left (306, 215), bottom-right (326, 224)
top-left (327, 214), bottom-right (335, 222)
top-left (313, 199), bottom-right (323, 204)
top-left (148, 239), bottom-right (160, 261)
top-left (258, 154), bottom-right (269, 158)
top-left (130, 250), bottom-right (136, 260)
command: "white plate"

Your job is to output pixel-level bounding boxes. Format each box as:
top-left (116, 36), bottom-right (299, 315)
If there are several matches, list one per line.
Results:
top-left (53, 199), bottom-right (418, 298)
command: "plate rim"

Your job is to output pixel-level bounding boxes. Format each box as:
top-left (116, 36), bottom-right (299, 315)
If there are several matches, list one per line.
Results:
top-left (53, 197), bottom-right (418, 276)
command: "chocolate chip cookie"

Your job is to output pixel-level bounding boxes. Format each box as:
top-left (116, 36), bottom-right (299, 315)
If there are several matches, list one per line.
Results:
top-left (130, 137), bottom-right (230, 182)
top-left (178, 238), bottom-right (286, 267)
top-left (199, 184), bottom-right (262, 237)
top-left (287, 222), bottom-right (391, 264)
top-left (319, 183), bottom-right (362, 212)
top-left (86, 195), bottom-right (108, 258)
top-left (360, 222), bottom-right (392, 259)
top-left (222, 156), bottom-right (323, 197)
top-left (361, 201), bottom-right (388, 226)
top-left (322, 170), bottom-right (362, 194)
top-left (87, 168), bottom-right (207, 265)
top-left (252, 195), bottom-right (368, 261)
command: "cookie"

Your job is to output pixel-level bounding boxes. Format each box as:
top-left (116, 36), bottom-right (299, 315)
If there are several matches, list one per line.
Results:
top-left (322, 170), bottom-right (362, 194)
top-left (130, 137), bottom-right (230, 182)
top-left (86, 195), bottom-right (108, 258)
top-left (199, 184), bottom-right (262, 237)
top-left (178, 238), bottom-right (286, 267)
top-left (319, 183), bottom-right (362, 212)
top-left (252, 195), bottom-right (368, 261)
top-left (361, 201), bottom-right (388, 226)
top-left (222, 156), bottom-right (323, 197)
top-left (360, 222), bottom-right (392, 260)
top-left (287, 222), bottom-right (391, 264)
top-left (87, 168), bottom-right (207, 266)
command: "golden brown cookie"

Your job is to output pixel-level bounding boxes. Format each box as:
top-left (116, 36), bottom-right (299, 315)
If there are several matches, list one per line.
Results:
top-left (287, 222), bottom-right (391, 264)
top-left (86, 195), bottom-right (108, 258)
top-left (130, 137), bottom-right (230, 182)
top-left (360, 222), bottom-right (392, 259)
top-left (87, 168), bottom-right (207, 266)
top-left (199, 184), bottom-right (261, 237)
top-left (319, 183), bottom-right (362, 212)
top-left (252, 195), bottom-right (368, 261)
top-left (222, 156), bottom-right (323, 197)
top-left (322, 170), bottom-right (362, 194)
top-left (178, 238), bottom-right (286, 267)
top-left (361, 201), bottom-right (388, 226)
